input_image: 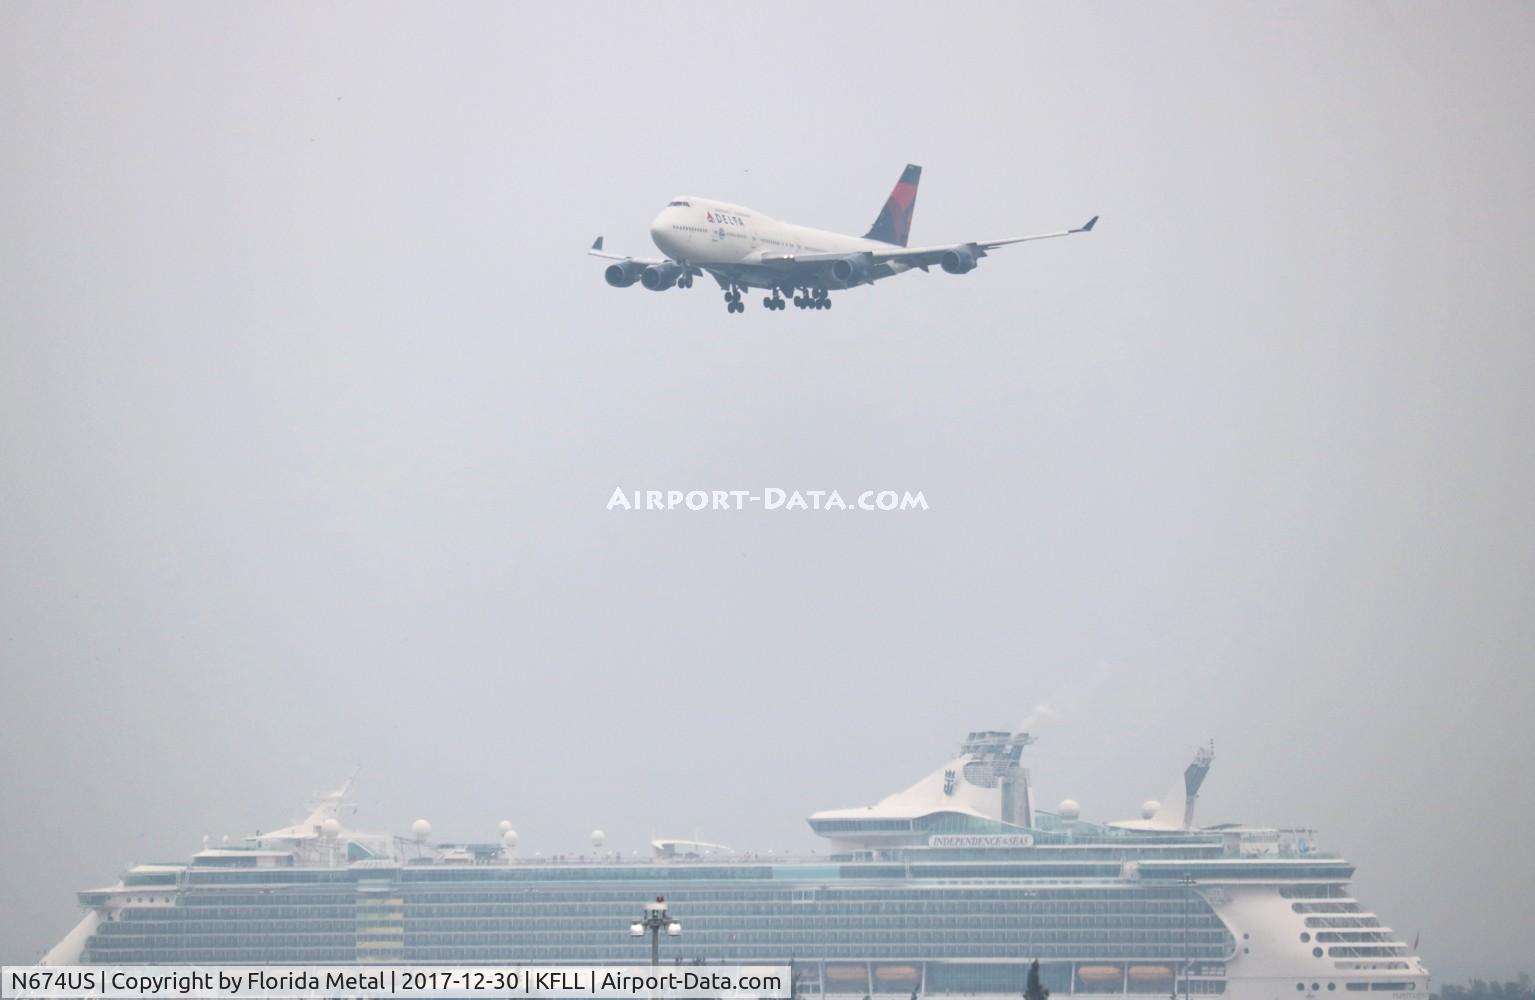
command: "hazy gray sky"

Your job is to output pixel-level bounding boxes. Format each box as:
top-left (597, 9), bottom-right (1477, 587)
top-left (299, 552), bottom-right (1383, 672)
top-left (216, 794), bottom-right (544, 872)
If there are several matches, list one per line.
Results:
top-left (2, 1), bottom-right (1532, 982)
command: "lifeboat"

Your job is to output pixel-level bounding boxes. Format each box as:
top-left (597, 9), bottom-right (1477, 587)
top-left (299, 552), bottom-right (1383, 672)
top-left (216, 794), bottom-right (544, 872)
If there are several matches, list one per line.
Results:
top-left (874, 966), bottom-right (921, 986)
top-left (825, 965), bottom-right (869, 984)
top-left (1128, 966), bottom-right (1175, 984)
top-left (1077, 966), bottom-right (1125, 983)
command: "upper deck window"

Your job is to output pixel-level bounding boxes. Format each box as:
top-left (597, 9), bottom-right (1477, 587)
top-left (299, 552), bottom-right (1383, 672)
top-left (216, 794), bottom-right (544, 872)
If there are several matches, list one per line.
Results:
top-left (668, 200), bottom-right (691, 207)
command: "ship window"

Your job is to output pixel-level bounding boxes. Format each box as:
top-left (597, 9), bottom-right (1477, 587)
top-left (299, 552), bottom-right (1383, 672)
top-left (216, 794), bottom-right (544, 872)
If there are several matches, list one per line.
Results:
top-left (1328, 985), bottom-right (1337, 992)
top-left (1313, 947), bottom-right (1324, 958)
top-left (1301, 932), bottom-right (1311, 942)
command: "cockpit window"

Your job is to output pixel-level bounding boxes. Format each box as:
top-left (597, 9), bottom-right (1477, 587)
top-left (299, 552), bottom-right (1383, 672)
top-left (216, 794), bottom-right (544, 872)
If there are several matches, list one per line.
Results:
top-left (667, 200), bottom-right (691, 207)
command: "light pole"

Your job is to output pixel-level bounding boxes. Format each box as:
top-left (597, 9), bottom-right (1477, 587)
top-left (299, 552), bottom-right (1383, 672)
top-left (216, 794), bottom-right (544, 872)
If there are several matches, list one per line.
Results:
top-left (629, 896), bottom-right (681, 967)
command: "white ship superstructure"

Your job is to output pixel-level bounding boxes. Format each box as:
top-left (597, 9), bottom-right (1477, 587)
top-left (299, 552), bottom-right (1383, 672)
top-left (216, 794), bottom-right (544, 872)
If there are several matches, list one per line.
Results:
top-left (42, 733), bottom-right (1427, 1000)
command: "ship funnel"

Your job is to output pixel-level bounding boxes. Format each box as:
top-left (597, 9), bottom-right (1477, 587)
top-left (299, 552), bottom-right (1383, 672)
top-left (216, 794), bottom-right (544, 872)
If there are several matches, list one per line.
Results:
top-left (962, 731), bottom-right (1036, 829)
top-left (1182, 742), bottom-right (1215, 830)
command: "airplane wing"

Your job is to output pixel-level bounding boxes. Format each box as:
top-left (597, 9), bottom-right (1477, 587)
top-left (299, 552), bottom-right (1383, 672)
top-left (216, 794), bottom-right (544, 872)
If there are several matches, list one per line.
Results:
top-left (588, 236), bottom-right (666, 266)
top-left (589, 236), bottom-right (705, 277)
top-left (759, 216), bottom-right (1098, 267)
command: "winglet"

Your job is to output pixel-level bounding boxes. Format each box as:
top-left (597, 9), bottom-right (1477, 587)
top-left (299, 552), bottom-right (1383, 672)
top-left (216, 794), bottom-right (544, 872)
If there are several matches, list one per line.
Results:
top-left (591, 236), bottom-right (604, 251)
top-left (1076, 216), bottom-right (1098, 233)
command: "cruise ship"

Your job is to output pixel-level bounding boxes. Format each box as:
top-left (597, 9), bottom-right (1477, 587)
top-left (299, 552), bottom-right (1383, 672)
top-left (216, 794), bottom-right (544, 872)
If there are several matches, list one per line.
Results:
top-left (41, 732), bottom-right (1429, 1000)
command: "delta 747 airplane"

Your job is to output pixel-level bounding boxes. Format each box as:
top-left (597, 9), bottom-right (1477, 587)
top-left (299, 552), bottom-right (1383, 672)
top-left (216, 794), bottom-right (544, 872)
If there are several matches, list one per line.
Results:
top-left (589, 164), bottom-right (1096, 314)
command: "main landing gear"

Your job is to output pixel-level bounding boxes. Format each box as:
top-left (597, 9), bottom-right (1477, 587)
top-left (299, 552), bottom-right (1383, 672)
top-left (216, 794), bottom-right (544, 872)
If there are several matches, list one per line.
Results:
top-left (793, 287), bottom-right (832, 310)
top-left (724, 285), bottom-right (832, 313)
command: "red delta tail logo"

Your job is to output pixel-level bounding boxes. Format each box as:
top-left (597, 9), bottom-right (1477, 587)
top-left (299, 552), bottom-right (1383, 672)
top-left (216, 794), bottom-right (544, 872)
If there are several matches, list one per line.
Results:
top-left (863, 163), bottom-right (922, 247)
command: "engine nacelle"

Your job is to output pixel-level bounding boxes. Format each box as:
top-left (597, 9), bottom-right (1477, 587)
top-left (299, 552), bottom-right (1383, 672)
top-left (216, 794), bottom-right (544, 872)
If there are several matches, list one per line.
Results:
top-left (604, 261), bottom-right (644, 288)
top-left (641, 263), bottom-right (683, 291)
top-left (941, 248), bottom-right (978, 275)
top-left (825, 256), bottom-right (872, 289)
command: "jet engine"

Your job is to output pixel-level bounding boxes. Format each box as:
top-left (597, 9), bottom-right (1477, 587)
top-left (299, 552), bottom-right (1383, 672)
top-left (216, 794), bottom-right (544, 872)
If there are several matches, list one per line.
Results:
top-left (825, 256), bottom-right (872, 289)
top-left (940, 248), bottom-right (978, 275)
top-left (641, 263), bottom-right (683, 291)
top-left (604, 261), bottom-right (644, 288)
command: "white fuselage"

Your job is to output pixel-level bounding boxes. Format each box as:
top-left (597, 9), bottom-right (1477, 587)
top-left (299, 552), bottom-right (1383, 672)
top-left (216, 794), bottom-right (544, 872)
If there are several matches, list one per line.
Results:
top-left (649, 196), bottom-right (897, 267)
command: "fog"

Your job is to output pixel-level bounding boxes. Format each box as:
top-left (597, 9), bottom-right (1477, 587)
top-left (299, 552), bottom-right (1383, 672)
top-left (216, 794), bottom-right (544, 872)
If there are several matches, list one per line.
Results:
top-left (1, 1), bottom-right (1532, 982)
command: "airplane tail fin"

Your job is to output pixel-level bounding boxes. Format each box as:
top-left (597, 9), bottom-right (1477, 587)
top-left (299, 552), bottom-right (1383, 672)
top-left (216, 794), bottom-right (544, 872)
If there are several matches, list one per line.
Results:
top-left (863, 163), bottom-right (921, 246)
